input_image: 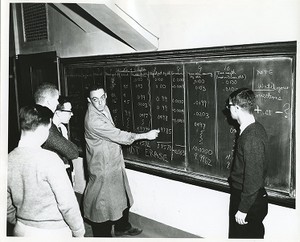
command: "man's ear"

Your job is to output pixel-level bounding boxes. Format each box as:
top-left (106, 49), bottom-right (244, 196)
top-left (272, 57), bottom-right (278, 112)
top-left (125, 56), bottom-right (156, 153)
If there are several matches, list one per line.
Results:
top-left (87, 97), bottom-right (91, 103)
top-left (46, 99), bottom-right (51, 106)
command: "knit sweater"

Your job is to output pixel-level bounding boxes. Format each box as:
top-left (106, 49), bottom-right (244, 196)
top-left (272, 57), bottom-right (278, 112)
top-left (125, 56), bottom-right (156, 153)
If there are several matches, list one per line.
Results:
top-left (230, 122), bottom-right (268, 213)
top-left (7, 146), bottom-right (85, 237)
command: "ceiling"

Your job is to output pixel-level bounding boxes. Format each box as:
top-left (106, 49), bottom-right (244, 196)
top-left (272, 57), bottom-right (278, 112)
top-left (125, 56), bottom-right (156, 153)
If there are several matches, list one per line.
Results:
top-left (50, 3), bottom-right (157, 51)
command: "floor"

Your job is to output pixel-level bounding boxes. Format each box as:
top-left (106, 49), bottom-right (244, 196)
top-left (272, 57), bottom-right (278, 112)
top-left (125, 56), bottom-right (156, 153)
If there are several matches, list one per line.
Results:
top-left (7, 192), bottom-right (200, 238)
top-left (76, 193), bottom-right (200, 238)
top-left (83, 212), bottom-right (200, 238)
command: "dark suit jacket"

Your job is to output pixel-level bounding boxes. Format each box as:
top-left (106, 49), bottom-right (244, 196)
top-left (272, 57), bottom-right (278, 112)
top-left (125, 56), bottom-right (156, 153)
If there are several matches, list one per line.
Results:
top-left (42, 123), bottom-right (79, 164)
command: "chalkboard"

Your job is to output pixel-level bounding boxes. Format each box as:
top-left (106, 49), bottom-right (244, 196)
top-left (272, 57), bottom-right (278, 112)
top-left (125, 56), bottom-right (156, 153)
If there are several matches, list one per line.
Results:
top-left (60, 41), bottom-right (296, 207)
top-left (186, 58), bottom-right (294, 195)
top-left (103, 64), bottom-right (186, 169)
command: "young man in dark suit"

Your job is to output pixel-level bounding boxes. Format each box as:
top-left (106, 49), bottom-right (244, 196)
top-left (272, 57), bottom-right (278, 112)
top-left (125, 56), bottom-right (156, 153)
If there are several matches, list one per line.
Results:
top-left (227, 88), bottom-right (269, 238)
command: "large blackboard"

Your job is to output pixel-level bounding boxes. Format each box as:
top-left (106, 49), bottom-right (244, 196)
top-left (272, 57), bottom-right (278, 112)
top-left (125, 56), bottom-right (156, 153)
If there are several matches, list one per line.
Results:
top-left (60, 42), bottom-right (296, 207)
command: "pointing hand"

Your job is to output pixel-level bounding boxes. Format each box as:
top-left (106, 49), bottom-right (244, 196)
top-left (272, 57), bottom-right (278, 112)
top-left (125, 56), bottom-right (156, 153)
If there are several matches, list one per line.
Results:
top-left (147, 129), bottom-right (160, 140)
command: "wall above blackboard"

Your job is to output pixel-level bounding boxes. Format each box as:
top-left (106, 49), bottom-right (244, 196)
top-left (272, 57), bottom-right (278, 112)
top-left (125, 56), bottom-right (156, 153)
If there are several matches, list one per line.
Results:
top-left (60, 41), bottom-right (296, 208)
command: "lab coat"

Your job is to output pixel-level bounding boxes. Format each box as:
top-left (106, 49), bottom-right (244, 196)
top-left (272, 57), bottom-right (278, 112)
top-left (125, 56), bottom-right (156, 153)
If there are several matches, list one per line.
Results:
top-left (83, 103), bottom-right (135, 223)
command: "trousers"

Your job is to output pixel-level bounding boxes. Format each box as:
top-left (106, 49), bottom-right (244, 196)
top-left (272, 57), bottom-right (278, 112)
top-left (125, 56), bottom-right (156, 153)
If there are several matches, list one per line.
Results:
top-left (90, 207), bottom-right (131, 237)
top-left (229, 187), bottom-right (268, 238)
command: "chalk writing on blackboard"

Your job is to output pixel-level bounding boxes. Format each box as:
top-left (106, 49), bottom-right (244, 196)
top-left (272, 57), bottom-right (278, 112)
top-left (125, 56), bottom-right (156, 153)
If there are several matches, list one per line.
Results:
top-left (62, 42), bottom-right (296, 206)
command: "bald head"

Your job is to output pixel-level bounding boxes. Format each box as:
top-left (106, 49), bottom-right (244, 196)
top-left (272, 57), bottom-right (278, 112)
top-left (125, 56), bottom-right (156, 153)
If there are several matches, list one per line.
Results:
top-left (34, 83), bottom-right (59, 112)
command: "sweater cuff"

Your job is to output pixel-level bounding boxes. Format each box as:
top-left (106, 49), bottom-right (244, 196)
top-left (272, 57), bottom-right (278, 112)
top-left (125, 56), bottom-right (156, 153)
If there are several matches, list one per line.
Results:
top-left (72, 227), bottom-right (85, 237)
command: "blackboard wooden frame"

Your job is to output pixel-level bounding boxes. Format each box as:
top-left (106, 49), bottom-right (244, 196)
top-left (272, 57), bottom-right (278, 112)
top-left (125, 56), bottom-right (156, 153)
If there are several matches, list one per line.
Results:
top-left (60, 41), bottom-right (296, 208)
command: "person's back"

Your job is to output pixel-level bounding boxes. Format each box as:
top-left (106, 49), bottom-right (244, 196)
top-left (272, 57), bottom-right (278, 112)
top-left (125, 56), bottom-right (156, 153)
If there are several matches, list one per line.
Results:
top-left (230, 121), bottom-right (268, 192)
top-left (8, 147), bottom-right (80, 229)
top-left (7, 105), bottom-right (85, 237)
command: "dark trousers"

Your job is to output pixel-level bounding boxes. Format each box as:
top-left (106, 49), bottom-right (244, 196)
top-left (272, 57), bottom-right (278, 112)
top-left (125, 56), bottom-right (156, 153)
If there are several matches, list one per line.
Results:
top-left (91, 220), bottom-right (113, 237)
top-left (90, 207), bottom-right (131, 237)
top-left (114, 207), bottom-right (132, 232)
top-left (66, 167), bottom-right (73, 184)
top-left (229, 187), bottom-right (268, 238)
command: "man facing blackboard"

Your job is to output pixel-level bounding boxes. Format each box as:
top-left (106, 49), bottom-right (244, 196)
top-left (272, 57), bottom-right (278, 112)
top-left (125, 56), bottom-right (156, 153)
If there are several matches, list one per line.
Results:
top-left (227, 88), bottom-right (269, 238)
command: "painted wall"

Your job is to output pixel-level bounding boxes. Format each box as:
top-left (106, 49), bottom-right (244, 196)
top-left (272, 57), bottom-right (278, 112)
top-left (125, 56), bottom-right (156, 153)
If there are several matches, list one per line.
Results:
top-left (116, 0), bottom-right (300, 50)
top-left (73, 156), bottom-right (299, 239)
top-left (15, 0), bottom-right (300, 57)
top-left (127, 169), bottom-right (299, 239)
top-left (11, 0), bottom-right (300, 240)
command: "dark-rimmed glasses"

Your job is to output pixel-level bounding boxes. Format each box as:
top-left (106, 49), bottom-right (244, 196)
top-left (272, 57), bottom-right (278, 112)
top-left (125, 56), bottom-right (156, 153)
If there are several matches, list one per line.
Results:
top-left (226, 103), bottom-right (234, 109)
top-left (60, 110), bottom-right (73, 113)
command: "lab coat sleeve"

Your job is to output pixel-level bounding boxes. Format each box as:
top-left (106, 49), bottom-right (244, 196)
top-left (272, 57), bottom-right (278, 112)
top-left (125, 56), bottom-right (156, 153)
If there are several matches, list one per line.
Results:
top-left (87, 115), bottom-right (136, 145)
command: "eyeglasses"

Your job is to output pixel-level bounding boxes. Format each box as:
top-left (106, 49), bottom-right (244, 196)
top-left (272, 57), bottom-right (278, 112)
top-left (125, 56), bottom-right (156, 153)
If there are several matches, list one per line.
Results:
top-left (226, 103), bottom-right (234, 109)
top-left (60, 110), bottom-right (73, 113)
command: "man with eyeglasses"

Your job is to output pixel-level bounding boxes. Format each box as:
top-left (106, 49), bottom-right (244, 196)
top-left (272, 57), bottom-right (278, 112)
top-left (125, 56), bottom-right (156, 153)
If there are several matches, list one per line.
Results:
top-left (50, 96), bottom-right (78, 183)
top-left (55, 96), bottom-right (74, 139)
top-left (227, 88), bottom-right (269, 238)
top-left (34, 83), bottom-right (79, 184)
top-left (83, 84), bottom-right (160, 237)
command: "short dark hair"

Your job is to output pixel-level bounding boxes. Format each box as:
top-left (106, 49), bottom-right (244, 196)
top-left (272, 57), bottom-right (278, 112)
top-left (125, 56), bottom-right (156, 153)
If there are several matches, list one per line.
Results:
top-left (229, 88), bottom-right (256, 113)
top-left (86, 84), bottom-right (106, 98)
top-left (19, 105), bottom-right (53, 131)
top-left (56, 96), bottom-right (71, 111)
top-left (34, 83), bottom-right (58, 104)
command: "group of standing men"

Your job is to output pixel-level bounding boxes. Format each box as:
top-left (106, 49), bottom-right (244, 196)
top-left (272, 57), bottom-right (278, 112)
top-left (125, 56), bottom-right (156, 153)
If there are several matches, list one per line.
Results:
top-left (7, 83), bottom-right (83, 237)
top-left (7, 82), bottom-right (268, 239)
top-left (7, 82), bottom-right (159, 237)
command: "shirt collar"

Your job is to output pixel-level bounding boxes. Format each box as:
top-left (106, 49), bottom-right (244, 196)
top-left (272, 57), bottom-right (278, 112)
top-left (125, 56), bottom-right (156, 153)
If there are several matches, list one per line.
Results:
top-left (240, 119), bottom-right (255, 134)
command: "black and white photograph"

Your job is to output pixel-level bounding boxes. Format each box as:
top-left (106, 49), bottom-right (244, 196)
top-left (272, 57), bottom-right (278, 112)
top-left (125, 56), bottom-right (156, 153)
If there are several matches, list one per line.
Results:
top-left (1, 0), bottom-right (300, 241)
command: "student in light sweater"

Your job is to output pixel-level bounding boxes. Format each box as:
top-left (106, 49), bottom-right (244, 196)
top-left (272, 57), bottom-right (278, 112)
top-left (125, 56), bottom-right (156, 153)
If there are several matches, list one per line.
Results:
top-left (7, 105), bottom-right (85, 237)
top-left (227, 88), bottom-right (269, 238)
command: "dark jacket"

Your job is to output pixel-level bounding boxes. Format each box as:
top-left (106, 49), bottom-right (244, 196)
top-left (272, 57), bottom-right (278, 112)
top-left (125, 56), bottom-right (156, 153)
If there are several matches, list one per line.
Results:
top-left (42, 123), bottom-right (79, 164)
top-left (230, 122), bottom-right (268, 213)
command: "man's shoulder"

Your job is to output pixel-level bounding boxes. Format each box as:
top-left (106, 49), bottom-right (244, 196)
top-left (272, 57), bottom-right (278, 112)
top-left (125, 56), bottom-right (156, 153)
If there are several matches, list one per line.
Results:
top-left (38, 149), bottom-right (64, 166)
top-left (8, 147), bottom-right (61, 162)
top-left (243, 122), bottom-right (268, 143)
top-left (49, 123), bottom-right (60, 134)
top-left (251, 122), bottom-right (267, 136)
top-left (46, 124), bottom-right (65, 142)
top-left (85, 106), bottom-right (105, 124)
